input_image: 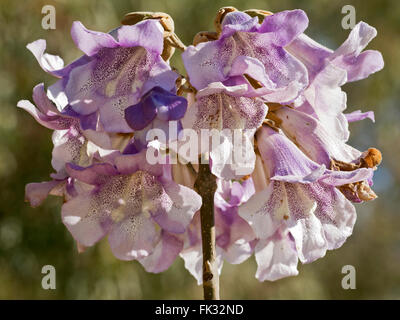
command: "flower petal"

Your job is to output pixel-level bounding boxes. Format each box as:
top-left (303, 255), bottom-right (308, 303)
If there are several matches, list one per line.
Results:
top-left (108, 212), bottom-right (160, 260)
top-left (345, 110), bottom-right (375, 123)
top-left (25, 180), bottom-right (64, 207)
top-left (275, 106), bottom-right (362, 165)
top-left (257, 125), bottom-right (325, 183)
top-left (330, 22), bottom-right (384, 82)
top-left (117, 20), bottom-right (164, 55)
top-left (151, 180), bottom-right (201, 234)
top-left (71, 21), bottom-right (118, 56)
top-left (255, 232), bottom-right (299, 281)
top-left (26, 39), bottom-right (65, 77)
top-left (62, 192), bottom-right (112, 246)
top-left (139, 232), bottom-right (183, 273)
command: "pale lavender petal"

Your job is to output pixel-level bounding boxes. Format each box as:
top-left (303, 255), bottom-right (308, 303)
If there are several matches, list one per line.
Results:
top-left (51, 128), bottom-right (89, 175)
top-left (180, 245), bottom-right (224, 285)
top-left (286, 182), bottom-right (356, 263)
top-left (257, 9), bottom-right (309, 46)
top-left (114, 151), bottom-right (164, 177)
top-left (320, 168), bottom-right (373, 187)
top-left (255, 232), bottom-right (299, 281)
top-left (151, 180), bottom-right (201, 234)
top-left (17, 84), bottom-right (75, 130)
top-left (345, 110), bottom-right (375, 123)
top-left (117, 20), bottom-right (164, 55)
top-left (210, 129), bottom-right (257, 179)
top-left (66, 162), bottom-right (118, 185)
top-left (180, 244), bottom-right (203, 285)
top-left (25, 180), bottom-right (64, 207)
top-left (257, 126), bottom-right (325, 183)
top-left (275, 106), bottom-right (362, 165)
top-left (330, 22), bottom-right (384, 82)
top-left (238, 182), bottom-right (281, 239)
top-left (108, 213), bottom-right (160, 261)
top-left (70, 21), bottom-right (118, 56)
top-left (62, 192), bottom-right (112, 246)
top-left (139, 232), bottom-right (183, 273)
top-left (220, 12), bottom-right (259, 38)
top-left (26, 39), bottom-right (65, 77)
top-left (223, 240), bottom-right (253, 265)
top-left (286, 33), bottom-right (333, 80)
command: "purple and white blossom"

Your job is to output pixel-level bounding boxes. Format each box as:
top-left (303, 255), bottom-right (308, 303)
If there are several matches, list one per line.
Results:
top-left (287, 21), bottom-right (384, 141)
top-left (239, 125), bottom-right (373, 280)
top-left (62, 150), bottom-right (201, 269)
top-left (27, 20), bottom-right (179, 133)
top-left (19, 7), bottom-right (384, 286)
top-left (182, 10), bottom-right (309, 103)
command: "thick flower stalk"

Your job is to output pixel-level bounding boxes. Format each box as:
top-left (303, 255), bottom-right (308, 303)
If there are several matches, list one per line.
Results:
top-left (18, 7), bottom-right (384, 299)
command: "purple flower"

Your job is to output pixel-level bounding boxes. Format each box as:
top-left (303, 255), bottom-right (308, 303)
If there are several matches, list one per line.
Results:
top-left (124, 86), bottom-right (187, 150)
top-left (181, 177), bottom-right (256, 284)
top-left (287, 21), bottom-right (384, 141)
top-left (27, 20), bottom-right (179, 133)
top-left (182, 10), bottom-right (309, 103)
top-left (179, 83), bottom-right (268, 179)
top-left (18, 8), bottom-right (384, 284)
top-left (238, 125), bottom-right (373, 281)
top-left (62, 150), bottom-right (201, 270)
top-left (17, 83), bottom-right (95, 206)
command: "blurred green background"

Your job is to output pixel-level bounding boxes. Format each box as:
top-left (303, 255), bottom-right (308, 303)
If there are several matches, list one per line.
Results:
top-left (0, 0), bottom-right (399, 299)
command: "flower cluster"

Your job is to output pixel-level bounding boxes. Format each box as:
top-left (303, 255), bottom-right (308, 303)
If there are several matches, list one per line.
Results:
top-left (19, 8), bottom-right (383, 282)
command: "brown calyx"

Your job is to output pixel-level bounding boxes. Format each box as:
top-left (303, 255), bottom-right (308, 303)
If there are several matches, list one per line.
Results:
top-left (332, 147), bottom-right (382, 202)
top-left (214, 6), bottom-right (237, 34)
top-left (193, 31), bottom-right (219, 46)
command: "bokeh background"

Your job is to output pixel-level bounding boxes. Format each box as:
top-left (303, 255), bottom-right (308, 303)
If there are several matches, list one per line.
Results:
top-left (0, 0), bottom-right (399, 299)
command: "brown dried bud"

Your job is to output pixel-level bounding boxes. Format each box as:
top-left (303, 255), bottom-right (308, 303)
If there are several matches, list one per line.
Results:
top-left (360, 147), bottom-right (382, 168)
top-left (244, 9), bottom-right (273, 23)
top-left (330, 149), bottom-right (380, 202)
top-left (339, 181), bottom-right (377, 202)
top-left (121, 11), bottom-right (174, 32)
top-left (193, 31), bottom-right (219, 46)
top-left (266, 111), bottom-right (282, 126)
top-left (214, 6), bottom-right (237, 34)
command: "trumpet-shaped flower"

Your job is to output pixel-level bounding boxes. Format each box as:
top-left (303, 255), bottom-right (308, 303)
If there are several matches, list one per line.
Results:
top-left (239, 125), bottom-right (373, 280)
top-left (62, 150), bottom-right (201, 270)
top-left (27, 20), bottom-right (179, 133)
